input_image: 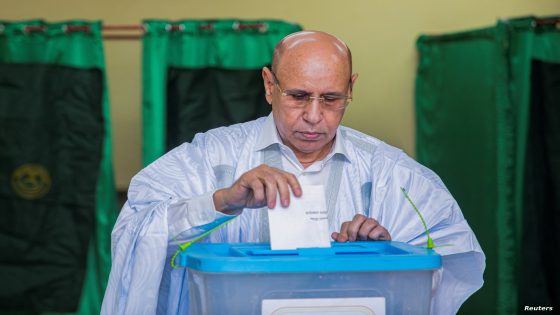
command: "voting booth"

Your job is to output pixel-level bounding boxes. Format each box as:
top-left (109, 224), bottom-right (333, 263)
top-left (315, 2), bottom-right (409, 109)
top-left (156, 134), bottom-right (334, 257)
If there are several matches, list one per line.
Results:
top-left (178, 241), bottom-right (441, 315)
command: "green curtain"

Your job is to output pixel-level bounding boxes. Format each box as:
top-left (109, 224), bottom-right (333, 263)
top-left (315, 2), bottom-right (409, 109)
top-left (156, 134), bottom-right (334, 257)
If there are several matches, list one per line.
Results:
top-left (0, 20), bottom-right (117, 314)
top-left (416, 16), bottom-right (560, 314)
top-left (523, 59), bottom-right (560, 309)
top-left (142, 19), bottom-right (302, 165)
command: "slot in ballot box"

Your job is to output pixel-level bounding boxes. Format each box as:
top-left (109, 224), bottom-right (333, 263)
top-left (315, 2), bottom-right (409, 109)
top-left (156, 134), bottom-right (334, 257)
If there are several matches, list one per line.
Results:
top-left (178, 241), bottom-right (441, 315)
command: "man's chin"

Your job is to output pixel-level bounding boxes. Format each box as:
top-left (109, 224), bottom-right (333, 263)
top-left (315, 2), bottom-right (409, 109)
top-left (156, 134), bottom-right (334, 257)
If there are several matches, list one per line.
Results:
top-left (294, 142), bottom-right (326, 154)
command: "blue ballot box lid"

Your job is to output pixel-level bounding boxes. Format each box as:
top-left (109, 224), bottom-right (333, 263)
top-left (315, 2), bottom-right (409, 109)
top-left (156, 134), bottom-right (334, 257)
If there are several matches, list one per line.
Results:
top-left (179, 241), bottom-right (441, 273)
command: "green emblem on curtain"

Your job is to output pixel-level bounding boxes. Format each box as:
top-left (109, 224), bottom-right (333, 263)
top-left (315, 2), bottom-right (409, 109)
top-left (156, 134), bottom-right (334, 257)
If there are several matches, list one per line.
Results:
top-left (11, 164), bottom-right (52, 200)
top-left (0, 62), bottom-right (104, 312)
top-left (0, 20), bottom-right (117, 314)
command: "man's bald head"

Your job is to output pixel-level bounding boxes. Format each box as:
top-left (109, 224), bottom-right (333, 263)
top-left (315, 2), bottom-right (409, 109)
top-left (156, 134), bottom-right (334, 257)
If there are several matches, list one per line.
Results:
top-left (271, 31), bottom-right (353, 79)
top-left (261, 30), bottom-right (358, 165)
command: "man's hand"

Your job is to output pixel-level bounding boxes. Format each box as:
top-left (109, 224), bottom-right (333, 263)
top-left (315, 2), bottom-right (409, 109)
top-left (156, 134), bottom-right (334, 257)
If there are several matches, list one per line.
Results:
top-left (331, 214), bottom-right (391, 242)
top-left (213, 164), bottom-right (302, 214)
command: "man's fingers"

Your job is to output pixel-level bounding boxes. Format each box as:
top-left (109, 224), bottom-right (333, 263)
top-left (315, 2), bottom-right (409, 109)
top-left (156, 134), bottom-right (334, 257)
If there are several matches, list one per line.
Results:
top-left (346, 214), bottom-right (368, 241)
top-left (262, 177), bottom-right (278, 209)
top-left (358, 218), bottom-right (378, 241)
top-left (331, 232), bottom-right (339, 241)
top-left (270, 170), bottom-right (301, 208)
top-left (264, 168), bottom-right (301, 208)
top-left (256, 165), bottom-right (301, 209)
top-left (224, 164), bottom-right (302, 210)
top-left (332, 221), bottom-right (350, 242)
top-left (333, 215), bottom-right (392, 243)
top-left (368, 225), bottom-right (392, 240)
top-left (285, 172), bottom-right (302, 197)
top-left (331, 231), bottom-right (349, 242)
top-left (272, 173), bottom-right (291, 208)
top-left (248, 178), bottom-right (266, 207)
top-left (339, 221), bottom-right (349, 237)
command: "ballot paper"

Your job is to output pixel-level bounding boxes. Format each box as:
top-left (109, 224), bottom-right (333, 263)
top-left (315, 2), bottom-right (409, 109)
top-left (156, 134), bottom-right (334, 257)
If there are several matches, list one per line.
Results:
top-left (267, 185), bottom-right (331, 250)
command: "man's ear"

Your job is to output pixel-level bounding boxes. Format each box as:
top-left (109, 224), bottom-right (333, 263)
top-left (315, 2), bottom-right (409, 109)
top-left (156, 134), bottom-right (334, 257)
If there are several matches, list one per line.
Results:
top-left (262, 67), bottom-right (274, 105)
top-left (349, 73), bottom-right (359, 92)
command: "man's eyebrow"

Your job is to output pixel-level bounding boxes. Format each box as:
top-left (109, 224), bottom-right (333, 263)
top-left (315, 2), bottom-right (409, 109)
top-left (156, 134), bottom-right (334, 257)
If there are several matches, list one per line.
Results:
top-left (283, 88), bottom-right (310, 94)
top-left (322, 91), bottom-right (347, 97)
top-left (284, 88), bottom-right (346, 96)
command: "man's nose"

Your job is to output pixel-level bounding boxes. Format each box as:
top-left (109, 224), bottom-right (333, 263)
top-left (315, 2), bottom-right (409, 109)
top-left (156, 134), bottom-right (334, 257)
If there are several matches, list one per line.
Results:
top-left (302, 98), bottom-right (323, 124)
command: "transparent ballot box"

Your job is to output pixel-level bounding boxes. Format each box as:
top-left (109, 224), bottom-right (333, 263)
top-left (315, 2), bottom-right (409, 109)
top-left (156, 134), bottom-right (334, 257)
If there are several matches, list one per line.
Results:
top-left (178, 241), bottom-right (441, 315)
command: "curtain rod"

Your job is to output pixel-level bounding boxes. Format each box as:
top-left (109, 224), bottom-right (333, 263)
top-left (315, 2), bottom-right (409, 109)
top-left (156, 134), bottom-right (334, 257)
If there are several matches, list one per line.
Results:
top-left (103, 25), bottom-right (143, 40)
top-left (534, 17), bottom-right (560, 27)
top-left (20, 23), bottom-right (268, 40)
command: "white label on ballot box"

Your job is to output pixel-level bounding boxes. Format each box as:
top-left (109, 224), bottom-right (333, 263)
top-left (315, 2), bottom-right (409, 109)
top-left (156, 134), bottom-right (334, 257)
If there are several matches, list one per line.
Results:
top-left (262, 297), bottom-right (386, 315)
top-left (267, 185), bottom-right (331, 250)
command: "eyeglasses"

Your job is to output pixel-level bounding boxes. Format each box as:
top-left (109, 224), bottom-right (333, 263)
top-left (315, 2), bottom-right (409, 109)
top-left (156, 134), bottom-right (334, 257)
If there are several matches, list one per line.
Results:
top-left (270, 70), bottom-right (352, 112)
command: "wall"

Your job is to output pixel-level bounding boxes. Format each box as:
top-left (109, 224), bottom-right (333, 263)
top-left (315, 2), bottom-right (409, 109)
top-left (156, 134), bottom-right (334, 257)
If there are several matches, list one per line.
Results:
top-left (2, 0), bottom-right (559, 189)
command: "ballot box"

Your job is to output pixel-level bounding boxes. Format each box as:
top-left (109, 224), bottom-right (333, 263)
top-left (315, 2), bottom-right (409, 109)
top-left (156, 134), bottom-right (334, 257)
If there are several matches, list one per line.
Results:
top-left (178, 241), bottom-right (441, 315)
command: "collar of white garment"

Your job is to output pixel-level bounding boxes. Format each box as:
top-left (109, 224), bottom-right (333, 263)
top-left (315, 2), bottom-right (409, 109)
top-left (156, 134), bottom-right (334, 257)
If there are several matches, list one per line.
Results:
top-left (254, 113), bottom-right (349, 162)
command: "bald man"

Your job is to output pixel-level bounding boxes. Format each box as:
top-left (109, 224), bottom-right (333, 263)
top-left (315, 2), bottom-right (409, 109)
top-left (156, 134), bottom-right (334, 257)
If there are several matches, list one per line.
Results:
top-left (102, 31), bottom-right (484, 315)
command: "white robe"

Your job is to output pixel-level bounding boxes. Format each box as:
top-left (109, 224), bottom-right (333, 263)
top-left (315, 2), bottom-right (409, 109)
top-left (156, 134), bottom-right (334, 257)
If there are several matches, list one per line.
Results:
top-left (101, 114), bottom-right (485, 315)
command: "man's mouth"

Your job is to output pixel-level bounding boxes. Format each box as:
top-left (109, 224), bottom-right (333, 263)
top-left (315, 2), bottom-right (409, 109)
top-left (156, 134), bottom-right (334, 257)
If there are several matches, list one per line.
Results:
top-left (299, 132), bottom-right (322, 140)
